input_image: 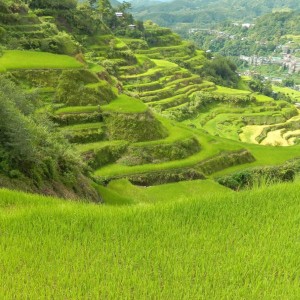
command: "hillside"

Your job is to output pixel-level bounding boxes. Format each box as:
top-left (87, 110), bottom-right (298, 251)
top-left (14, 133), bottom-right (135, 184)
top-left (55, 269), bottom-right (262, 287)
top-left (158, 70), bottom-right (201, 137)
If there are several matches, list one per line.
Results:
top-left (191, 11), bottom-right (300, 57)
top-left (0, 181), bottom-right (299, 297)
top-left (190, 10), bottom-right (300, 85)
top-left (130, 0), bottom-right (299, 31)
top-left (128, 0), bottom-right (172, 8)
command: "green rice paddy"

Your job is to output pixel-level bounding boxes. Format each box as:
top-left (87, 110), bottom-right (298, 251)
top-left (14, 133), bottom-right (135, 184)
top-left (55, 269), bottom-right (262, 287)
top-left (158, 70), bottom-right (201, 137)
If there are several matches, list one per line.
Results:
top-left (0, 181), bottom-right (299, 298)
top-left (0, 50), bottom-right (83, 71)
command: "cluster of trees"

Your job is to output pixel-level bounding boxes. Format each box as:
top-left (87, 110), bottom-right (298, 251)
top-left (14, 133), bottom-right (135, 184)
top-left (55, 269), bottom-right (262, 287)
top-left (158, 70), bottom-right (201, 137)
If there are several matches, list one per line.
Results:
top-left (200, 56), bottom-right (240, 88)
top-left (30, 0), bottom-right (144, 38)
top-left (248, 75), bottom-right (273, 96)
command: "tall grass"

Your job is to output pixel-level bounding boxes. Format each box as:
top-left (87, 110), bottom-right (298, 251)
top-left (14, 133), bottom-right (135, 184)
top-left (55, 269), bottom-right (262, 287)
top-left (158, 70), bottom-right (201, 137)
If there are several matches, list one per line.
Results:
top-left (0, 182), bottom-right (299, 298)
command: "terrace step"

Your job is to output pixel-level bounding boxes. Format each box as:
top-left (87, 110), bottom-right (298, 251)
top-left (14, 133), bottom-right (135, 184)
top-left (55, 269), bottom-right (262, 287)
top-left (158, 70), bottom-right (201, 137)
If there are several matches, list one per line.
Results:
top-left (148, 94), bottom-right (189, 110)
top-left (94, 149), bottom-right (255, 186)
top-left (60, 123), bottom-right (106, 144)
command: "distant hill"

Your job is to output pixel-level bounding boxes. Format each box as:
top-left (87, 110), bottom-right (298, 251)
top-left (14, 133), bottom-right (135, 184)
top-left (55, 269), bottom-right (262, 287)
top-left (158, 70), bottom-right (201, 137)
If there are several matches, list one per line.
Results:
top-left (131, 0), bottom-right (300, 31)
top-left (78, 0), bottom-right (121, 7)
top-left (128, 0), bottom-right (173, 8)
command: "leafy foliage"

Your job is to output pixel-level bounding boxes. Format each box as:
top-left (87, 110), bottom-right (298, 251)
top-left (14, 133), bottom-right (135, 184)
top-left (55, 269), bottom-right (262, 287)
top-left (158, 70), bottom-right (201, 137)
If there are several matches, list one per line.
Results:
top-left (200, 55), bottom-right (240, 87)
top-left (0, 77), bottom-right (86, 187)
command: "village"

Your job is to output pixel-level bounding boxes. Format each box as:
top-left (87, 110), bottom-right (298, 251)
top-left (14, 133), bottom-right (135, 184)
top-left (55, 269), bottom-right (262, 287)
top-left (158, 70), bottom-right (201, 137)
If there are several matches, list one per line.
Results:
top-left (240, 46), bottom-right (300, 74)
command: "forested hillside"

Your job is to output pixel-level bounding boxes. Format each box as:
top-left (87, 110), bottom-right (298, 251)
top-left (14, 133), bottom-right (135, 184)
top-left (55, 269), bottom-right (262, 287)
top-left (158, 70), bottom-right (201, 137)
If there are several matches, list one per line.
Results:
top-left (191, 11), bottom-right (300, 57)
top-left (131, 0), bottom-right (299, 32)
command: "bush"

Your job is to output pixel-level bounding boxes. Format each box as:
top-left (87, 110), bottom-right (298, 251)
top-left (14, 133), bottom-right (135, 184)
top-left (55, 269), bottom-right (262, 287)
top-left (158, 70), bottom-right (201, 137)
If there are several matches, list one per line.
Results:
top-left (217, 163), bottom-right (297, 190)
top-left (41, 32), bottom-right (79, 55)
top-left (200, 56), bottom-right (240, 88)
top-left (63, 128), bottom-right (105, 144)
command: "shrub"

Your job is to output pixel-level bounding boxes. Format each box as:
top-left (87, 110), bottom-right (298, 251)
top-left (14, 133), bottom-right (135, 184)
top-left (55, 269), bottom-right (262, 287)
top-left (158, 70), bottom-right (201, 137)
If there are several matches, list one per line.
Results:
top-left (217, 163), bottom-right (298, 190)
top-left (51, 112), bottom-right (103, 126)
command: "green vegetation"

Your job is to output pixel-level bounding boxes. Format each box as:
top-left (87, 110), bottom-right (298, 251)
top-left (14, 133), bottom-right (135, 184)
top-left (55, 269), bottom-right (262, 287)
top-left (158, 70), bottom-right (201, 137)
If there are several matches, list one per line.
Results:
top-left (273, 85), bottom-right (300, 102)
top-left (131, 0), bottom-right (299, 31)
top-left (190, 11), bottom-right (300, 56)
top-left (0, 1), bottom-right (300, 298)
top-left (214, 85), bottom-right (250, 95)
top-left (55, 106), bottom-right (100, 115)
top-left (0, 51), bottom-right (82, 71)
top-left (104, 178), bottom-right (232, 204)
top-left (0, 0), bottom-right (298, 194)
top-left (0, 77), bottom-right (99, 200)
top-left (0, 181), bottom-right (300, 297)
top-left (199, 56), bottom-right (240, 88)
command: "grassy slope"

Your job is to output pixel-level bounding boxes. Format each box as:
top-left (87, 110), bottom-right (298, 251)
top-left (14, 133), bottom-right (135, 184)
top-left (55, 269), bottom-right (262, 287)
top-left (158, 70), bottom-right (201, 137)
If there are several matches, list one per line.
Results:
top-left (0, 50), bottom-right (83, 71)
top-left (0, 183), bottom-right (299, 298)
top-left (214, 85), bottom-right (251, 95)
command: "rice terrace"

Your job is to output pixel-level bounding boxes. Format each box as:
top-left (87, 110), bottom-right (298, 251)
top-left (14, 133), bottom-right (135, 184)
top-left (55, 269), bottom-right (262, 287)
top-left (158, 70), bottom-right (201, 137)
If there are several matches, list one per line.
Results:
top-left (0, 0), bottom-right (299, 298)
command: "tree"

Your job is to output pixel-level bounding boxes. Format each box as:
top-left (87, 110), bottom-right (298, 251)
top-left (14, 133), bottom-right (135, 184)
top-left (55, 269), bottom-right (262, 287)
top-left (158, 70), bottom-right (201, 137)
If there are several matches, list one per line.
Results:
top-left (200, 56), bottom-right (240, 87)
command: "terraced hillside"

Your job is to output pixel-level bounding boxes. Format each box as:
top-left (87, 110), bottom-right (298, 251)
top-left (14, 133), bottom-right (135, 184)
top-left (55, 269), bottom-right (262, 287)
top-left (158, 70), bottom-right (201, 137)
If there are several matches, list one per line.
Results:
top-left (181, 87), bottom-right (300, 145)
top-left (1, 2), bottom-right (300, 298)
top-left (1, 0), bottom-right (300, 197)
